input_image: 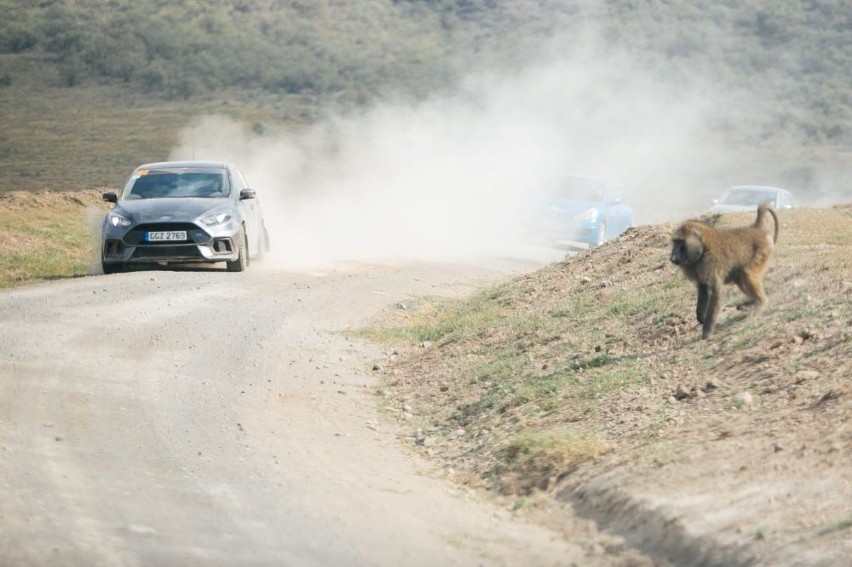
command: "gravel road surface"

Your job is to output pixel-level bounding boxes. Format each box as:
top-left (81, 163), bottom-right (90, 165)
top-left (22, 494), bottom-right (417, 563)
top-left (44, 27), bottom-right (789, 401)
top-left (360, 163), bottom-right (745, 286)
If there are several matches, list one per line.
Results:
top-left (0, 254), bottom-right (606, 566)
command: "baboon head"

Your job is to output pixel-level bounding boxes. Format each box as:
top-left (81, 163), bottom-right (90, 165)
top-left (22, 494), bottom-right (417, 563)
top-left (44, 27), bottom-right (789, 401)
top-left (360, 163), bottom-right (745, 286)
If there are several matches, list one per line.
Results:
top-left (670, 223), bottom-right (704, 267)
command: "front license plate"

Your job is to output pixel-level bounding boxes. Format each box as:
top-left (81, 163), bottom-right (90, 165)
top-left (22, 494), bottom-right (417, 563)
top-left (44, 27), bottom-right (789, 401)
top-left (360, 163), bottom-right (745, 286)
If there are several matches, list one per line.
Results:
top-left (146, 231), bottom-right (187, 242)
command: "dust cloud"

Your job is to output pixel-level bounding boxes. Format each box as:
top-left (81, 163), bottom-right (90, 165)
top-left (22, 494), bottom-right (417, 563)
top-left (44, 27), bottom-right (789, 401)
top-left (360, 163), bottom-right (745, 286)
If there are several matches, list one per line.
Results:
top-left (171, 47), bottom-right (740, 270)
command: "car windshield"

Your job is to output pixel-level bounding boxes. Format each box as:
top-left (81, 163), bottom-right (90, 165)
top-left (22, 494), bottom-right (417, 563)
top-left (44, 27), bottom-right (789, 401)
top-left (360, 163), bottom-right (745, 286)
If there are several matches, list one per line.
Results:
top-left (124, 170), bottom-right (228, 199)
top-left (723, 189), bottom-right (775, 206)
top-left (552, 177), bottom-right (605, 201)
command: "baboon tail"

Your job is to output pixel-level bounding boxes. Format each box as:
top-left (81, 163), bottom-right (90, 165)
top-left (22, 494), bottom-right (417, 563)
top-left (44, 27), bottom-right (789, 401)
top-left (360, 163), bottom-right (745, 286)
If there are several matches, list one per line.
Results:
top-left (769, 206), bottom-right (779, 244)
top-left (755, 203), bottom-right (780, 245)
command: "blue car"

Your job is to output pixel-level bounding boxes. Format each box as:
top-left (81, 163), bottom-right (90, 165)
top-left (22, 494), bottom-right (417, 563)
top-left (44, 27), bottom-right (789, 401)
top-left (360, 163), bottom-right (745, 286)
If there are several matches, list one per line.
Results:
top-left (527, 174), bottom-right (634, 247)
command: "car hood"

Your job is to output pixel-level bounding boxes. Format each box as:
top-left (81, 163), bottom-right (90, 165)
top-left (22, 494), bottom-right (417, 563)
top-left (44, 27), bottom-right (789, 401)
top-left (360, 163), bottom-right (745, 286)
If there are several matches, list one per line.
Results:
top-left (531, 195), bottom-right (602, 216)
top-left (709, 204), bottom-right (759, 214)
top-left (116, 198), bottom-right (230, 222)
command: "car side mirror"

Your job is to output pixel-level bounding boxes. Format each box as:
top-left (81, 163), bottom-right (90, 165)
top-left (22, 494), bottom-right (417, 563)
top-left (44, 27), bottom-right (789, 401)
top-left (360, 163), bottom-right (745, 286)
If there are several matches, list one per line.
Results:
top-left (239, 188), bottom-right (257, 200)
top-left (103, 191), bottom-right (118, 203)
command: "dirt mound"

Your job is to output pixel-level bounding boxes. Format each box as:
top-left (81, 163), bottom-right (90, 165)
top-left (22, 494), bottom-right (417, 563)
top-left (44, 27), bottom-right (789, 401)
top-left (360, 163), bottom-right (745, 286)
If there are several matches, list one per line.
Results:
top-left (374, 207), bottom-right (852, 566)
top-left (0, 189), bottom-right (108, 209)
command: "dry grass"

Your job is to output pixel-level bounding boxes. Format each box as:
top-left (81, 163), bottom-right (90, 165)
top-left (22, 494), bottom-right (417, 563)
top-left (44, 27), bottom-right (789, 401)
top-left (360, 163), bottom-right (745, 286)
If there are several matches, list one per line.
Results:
top-left (369, 204), bottom-right (852, 504)
top-left (0, 190), bottom-right (107, 287)
top-left (0, 82), bottom-right (293, 192)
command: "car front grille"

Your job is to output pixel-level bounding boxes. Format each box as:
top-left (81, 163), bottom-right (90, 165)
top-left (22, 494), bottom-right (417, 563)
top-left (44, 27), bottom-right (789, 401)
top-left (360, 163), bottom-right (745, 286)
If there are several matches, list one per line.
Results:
top-left (124, 223), bottom-right (207, 246)
top-left (131, 244), bottom-right (204, 260)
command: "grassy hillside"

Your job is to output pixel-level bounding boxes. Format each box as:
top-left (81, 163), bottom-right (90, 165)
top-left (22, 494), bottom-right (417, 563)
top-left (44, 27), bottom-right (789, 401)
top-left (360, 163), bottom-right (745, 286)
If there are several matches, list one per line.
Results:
top-left (367, 205), bottom-right (852, 564)
top-left (0, 189), bottom-right (106, 287)
top-left (0, 80), bottom-right (300, 190)
top-left (0, 0), bottom-right (849, 196)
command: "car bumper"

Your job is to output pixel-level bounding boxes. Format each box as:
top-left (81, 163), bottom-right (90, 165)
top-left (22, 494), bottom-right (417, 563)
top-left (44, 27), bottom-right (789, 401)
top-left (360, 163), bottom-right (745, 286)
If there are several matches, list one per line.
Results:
top-left (102, 222), bottom-right (241, 265)
top-left (528, 220), bottom-right (600, 246)
top-left (102, 241), bottom-right (240, 265)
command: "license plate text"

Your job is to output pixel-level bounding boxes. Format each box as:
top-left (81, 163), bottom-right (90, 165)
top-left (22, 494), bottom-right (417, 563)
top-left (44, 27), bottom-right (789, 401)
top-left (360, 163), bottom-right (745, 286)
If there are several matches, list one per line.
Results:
top-left (146, 231), bottom-right (187, 242)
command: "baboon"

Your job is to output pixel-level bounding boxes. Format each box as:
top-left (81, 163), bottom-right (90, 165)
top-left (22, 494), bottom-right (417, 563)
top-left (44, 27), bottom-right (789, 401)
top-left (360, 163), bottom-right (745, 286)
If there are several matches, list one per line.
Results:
top-left (670, 203), bottom-right (780, 339)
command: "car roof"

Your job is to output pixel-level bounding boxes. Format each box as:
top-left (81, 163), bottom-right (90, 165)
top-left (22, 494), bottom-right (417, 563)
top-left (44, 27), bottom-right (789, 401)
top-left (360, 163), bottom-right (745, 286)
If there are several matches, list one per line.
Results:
top-left (727, 185), bottom-right (788, 193)
top-left (561, 174), bottom-right (626, 188)
top-left (563, 173), bottom-right (607, 182)
top-left (134, 160), bottom-right (232, 171)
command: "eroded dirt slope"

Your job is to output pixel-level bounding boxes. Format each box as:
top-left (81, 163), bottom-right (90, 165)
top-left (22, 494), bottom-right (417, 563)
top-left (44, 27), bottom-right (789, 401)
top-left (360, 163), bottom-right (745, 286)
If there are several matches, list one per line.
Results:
top-left (375, 205), bottom-right (852, 566)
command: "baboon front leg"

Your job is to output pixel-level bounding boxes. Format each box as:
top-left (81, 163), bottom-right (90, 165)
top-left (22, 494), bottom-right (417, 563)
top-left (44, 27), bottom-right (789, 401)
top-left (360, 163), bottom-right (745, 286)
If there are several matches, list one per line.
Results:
top-left (696, 283), bottom-right (710, 324)
top-left (702, 283), bottom-right (723, 339)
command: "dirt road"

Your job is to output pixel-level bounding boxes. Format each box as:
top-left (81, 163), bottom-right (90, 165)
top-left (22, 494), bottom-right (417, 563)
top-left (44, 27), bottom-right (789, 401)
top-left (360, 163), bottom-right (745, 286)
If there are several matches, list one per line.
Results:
top-left (0, 255), bottom-right (625, 566)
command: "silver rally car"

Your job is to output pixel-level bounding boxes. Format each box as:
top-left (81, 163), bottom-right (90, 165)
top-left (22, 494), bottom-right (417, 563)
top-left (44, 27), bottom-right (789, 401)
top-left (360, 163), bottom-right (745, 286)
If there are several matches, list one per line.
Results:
top-left (101, 161), bottom-right (270, 274)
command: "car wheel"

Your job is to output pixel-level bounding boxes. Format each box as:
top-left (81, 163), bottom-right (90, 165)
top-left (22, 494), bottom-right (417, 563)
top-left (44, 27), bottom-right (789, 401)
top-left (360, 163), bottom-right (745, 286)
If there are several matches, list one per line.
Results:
top-left (594, 223), bottom-right (607, 247)
top-left (254, 228), bottom-right (267, 261)
top-left (262, 225), bottom-right (271, 253)
top-left (227, 227), bottom-right (248, 272)
top-left (102, 262), bottom-right (124, 275)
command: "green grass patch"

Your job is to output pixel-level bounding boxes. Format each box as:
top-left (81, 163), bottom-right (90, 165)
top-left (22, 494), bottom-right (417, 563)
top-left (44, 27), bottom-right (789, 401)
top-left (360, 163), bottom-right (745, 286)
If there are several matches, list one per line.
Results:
top-left (358, 292), bottom-right (508, 347)
top-left (452, 349), bottom-right (647, 429)
top-left (413, 299), bottom-right (506, 345)
top-left (781, 305), bottom-right (822, 323)
top-left (816, 515), bottom-right (852, 537)
top-left (607, 288), bottom-right (669, 318)
top-left (571, 357), bottom-right (647, 400)
top-left (0, 203), bottom-right (96, 288)
top-left (491, 427), bottom-right (611, 495)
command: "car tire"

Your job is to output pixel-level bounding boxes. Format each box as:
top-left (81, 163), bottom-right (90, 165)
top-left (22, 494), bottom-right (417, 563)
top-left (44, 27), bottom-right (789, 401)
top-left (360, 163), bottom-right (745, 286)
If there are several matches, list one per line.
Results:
top-left (102, 262), bottom-right (124, 275)
top-left (594, 222), bottom-right (607, 247)
top-left (254, 228), bottom-right (267, 262)
top-left (262, 225), bottom-right (271, 253)
top-left (227, 227), bottom-right (248, 272)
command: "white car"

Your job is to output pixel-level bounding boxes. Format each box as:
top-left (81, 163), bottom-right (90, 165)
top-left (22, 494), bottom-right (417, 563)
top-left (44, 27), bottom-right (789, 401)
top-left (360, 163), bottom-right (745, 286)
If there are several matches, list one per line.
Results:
top-left (710, 185), bottom-right (795, 213)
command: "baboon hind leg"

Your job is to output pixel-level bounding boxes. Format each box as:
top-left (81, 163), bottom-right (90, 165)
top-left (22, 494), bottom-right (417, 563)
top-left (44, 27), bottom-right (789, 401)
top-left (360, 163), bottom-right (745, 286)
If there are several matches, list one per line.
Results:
top-left (735, 270), bottom-right (768, 311)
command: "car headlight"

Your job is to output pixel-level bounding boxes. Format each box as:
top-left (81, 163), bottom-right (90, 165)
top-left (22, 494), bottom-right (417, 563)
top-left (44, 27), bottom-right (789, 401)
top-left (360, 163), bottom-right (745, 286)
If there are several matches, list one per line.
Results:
top-left (107, 211), bottom-right (132, 227)
top-left (200, 212), bottom-right (232, 226)
top-left (575, 208), bottom-right (599, 222)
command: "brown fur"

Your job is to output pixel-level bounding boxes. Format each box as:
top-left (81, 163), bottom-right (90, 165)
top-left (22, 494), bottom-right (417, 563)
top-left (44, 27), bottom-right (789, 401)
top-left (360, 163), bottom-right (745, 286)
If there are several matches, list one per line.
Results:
top-left (670, 204), bottom-right (779, 339)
